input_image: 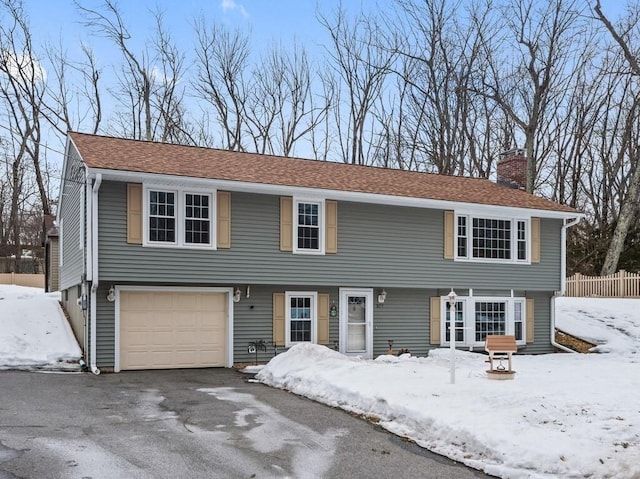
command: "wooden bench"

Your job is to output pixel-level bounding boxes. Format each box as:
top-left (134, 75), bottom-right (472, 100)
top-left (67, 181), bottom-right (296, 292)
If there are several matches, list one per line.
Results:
top-left (484, 335), bottom-right (517, 372)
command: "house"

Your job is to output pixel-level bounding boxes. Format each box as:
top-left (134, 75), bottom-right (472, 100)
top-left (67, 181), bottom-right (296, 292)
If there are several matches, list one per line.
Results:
top-left (57, 132), bottom-right (582, 373)
top-left (43, 214), bottom-right (60, 292)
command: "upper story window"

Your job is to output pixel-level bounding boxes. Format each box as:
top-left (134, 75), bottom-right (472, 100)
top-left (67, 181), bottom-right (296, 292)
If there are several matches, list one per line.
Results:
top-left (294, 199), bottom-right (324, 254)
top-left (149, 191), bottom-right (176, 243)
top-left (456, 215), bottom-right (529, 264)
top-left (185, 193), bottom-right (211, 245)
top-left (144, 187), bottom-right (214, 249)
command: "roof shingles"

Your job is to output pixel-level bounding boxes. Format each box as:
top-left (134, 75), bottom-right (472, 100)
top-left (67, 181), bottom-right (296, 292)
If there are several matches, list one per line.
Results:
top-left (69, 132), bottom-right (576, 213)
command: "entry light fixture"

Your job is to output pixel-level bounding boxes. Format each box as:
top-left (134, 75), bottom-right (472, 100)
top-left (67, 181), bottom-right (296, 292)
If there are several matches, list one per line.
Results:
top-left (233, 287), bottom-right (242, 303)
top-left (106, 286), bottom-right (116, 302)
top-left (377, 289), bottom-right (387, 304)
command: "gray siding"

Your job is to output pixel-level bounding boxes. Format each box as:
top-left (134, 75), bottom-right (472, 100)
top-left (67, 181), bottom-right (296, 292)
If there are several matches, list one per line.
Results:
top-left (97, 181), bottom-right (562, 291)
top-left (59, 146), bottom-right (85, 290)
top-left (61, 285), bottom-right (87, 353)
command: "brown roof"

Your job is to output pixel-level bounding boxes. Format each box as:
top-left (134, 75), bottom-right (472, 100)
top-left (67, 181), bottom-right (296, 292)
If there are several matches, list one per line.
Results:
top-left (69, 132), bottom-right (577, 214)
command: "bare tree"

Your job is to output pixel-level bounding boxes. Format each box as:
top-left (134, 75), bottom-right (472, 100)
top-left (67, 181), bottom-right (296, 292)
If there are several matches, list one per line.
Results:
top-left (42, 40), bottom-right (103, 136)
top-left (594, 1), bottom-right (640, 275)
top-left (319, 7), bottom-right (395, 165)
top-left (0, 0), bottom-right (50, 270)
top-left (469, 0), bottom-right (584, 192)
top-left (193, 20), bottom-right (250, 151)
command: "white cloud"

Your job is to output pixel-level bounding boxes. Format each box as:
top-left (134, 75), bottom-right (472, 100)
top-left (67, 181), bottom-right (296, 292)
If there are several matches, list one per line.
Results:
top-left (220, 0), bottom-right (248, 18)
top-left (1, 50), bottom-right (47, 85)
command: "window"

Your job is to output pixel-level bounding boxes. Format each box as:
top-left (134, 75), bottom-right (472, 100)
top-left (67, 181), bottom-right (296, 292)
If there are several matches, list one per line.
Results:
top-left (184, 193), bottom-right (211, 245)
top-left (441, 296), bottom-right (526, 345)
top-left (285, 292), bottom-right (317, 346)
top-left (294, 199), bottom-right (324, 254)
top-left (456, 215), bottom-right (529, 263)
top-left (445, 300), bottom-right (465, 343)
top-left (144, 186), bottom-right (215, 249)
top-left (149, 190), bottom-right (176, 243)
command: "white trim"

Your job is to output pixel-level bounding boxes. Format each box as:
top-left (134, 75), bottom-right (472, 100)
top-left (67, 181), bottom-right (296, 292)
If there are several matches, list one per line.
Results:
top-left (142, 185), bottom-right (217, 250)
top-left (454, 214), bottom-right (531, 265)
top-left (86, 167), bottom-right (584, 220)
top-left (339, 288), bottom-right (374, 359)
top-left (293, 198), bottom-right (325, 255)
top-left (114, 285), bottom-right (234, 372)
top-left (440, 295), bottom-right (527, 347)
top-left (284, 291), bottom-right (318, 347)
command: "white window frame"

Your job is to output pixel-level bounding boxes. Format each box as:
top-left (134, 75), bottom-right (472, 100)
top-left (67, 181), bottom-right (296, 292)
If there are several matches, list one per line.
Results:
top-left (455, 213), bottom-right (530, 264)
top-left (293, 198), bottom-right (325, 255)
top-left (183, 190), bottom-right (214, 247)
top-left (285, 291), bottom-right (318, 347)
top-left (143, 185), bottom-right (216, 250)
top-left (440, 295), bottom-right (526, 347)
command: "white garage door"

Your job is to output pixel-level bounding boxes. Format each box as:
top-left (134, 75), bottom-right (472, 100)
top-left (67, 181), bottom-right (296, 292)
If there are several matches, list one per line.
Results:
top-left (119, 290), bottom-right (228, 370)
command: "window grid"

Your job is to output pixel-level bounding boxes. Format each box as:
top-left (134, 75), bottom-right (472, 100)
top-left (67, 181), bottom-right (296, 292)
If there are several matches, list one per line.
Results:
top-left (514, 301), bottom-right (524, 341)
top-left (297, 202), bottom-right (319, 250)
top-left (290, 296), bottom-right (312, 342)
top-left (517, 220), bottom-right (527, 261)
top-left (185, 193), bottom-right (210, 245)
top-left (472, 218), bottom-right (511, 259)
top-left (475, 301), bottom-right (506, 342)
top-left (149, 191), bottom-right (176, 243)
top-left (457, 216), bottom-right (467, 258)
top-left (445, 301), bottom-right (465, 342)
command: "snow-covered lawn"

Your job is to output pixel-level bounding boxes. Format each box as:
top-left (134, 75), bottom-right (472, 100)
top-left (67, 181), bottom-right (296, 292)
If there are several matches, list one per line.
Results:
top-left (257, 297), bottom-right (640, 479)
top-left (0, 285), bottom-right (81, 370)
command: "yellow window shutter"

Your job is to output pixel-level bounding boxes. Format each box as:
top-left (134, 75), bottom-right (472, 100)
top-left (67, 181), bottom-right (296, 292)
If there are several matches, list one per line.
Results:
top-left (430, 297), bottom-right (441, 345)
top-left (526, 298), bottom-right (535, 343)
top-left (217, 191), bottom-right (231, 249)
top-left (273, 293), bottom-right (286, 346)
top-left (531, 217), bottom-right (540, 263)
top-left (127, 183), bottom-right (143, 244)
top-left (280, 197), bottom-right (293, 252)
top-left (317, 293), bottom-right (330, 344)
top-left (443, 211), bottom-right (454, 259)
top-left (325, 200), bottom-right (338, 254)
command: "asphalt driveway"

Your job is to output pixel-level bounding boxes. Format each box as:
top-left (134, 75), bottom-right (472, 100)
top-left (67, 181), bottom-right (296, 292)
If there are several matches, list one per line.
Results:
top-left (0, 369), bottom-right (492, 479)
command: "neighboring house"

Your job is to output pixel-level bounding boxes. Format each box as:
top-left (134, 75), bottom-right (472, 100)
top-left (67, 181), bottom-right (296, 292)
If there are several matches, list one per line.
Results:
top-left (58, 132), bottom-right (582, 373)
top-left (43, 214), bottom-right (59, 292)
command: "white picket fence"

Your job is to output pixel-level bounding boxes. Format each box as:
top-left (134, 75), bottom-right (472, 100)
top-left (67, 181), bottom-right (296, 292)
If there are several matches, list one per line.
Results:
top-left (565, 270), bottom-right (640, 298)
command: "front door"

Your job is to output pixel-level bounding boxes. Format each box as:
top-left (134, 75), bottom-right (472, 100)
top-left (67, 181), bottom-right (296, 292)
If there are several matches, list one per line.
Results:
top-left (339, 288), bottom-right (373, 359)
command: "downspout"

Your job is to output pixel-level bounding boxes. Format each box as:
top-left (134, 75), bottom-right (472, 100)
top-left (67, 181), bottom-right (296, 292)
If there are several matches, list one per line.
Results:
top-left (89, 173), bottom-right (102, 375)
top-left (551, 216), bottom-right (582, 353)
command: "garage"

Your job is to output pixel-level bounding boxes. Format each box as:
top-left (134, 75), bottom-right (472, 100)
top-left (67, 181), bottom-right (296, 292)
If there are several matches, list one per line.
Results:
top-left (118, 289), bottom-right (230, 370)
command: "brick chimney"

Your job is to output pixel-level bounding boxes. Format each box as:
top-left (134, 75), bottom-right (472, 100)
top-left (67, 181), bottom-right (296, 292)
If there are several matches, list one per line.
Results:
top-left (497, 148), bottom-right (526, 190)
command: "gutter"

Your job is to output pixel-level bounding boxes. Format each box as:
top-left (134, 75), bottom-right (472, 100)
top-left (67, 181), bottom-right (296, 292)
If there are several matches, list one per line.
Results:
top-left (551, 216), bottom-right (582, 353)
top-left (89, 173), bottom-right (102, 375)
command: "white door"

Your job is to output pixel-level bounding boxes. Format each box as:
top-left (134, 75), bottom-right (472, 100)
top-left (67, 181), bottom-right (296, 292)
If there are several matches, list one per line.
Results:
top-left (339, 288), bottom-right (373, 359)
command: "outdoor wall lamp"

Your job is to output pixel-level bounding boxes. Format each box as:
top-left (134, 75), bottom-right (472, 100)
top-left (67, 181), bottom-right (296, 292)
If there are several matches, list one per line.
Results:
top-left (106, 286), bottom-right (115, 302)
top-left (233, 287), bottom-right (242, 303)
top-left (377, 289), bottom-right (387, 304)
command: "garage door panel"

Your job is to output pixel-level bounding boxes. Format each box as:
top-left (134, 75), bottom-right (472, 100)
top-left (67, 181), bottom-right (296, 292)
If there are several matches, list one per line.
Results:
top-left (120, 291), bottom-right (228, 370)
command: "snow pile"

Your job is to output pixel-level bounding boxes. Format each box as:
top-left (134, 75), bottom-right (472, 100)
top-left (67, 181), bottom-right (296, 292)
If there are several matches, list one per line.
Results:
top-left (0, 285), bottom-right (82, 370)
top-left (556, 297), bottom-right (640, 357)
top-left (257, 298), bottom-right (640, 479)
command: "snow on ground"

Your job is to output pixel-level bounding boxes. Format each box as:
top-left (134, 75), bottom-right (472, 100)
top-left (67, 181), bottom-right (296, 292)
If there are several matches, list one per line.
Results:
top-left (556, 297), bottom-right (640, 356)
top-left (0, 285), bottom-right (82, 370)
top-left (257, 298), bottom-right (640, 479)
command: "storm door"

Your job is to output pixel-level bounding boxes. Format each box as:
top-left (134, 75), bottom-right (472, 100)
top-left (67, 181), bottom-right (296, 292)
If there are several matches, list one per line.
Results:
top-left (339, 289), bottom-right (373, 359)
